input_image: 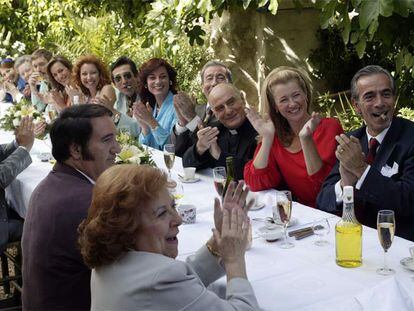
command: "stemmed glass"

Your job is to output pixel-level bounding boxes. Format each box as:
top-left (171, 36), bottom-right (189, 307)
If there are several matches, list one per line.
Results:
top-left (172, 182), bottom-right (184, 206)
top-left (312, 218), bottom-right (330, 246)
top-left (163, 144), bottom-right (175, 178)
top-left (273, 190), bottom-right (293, 249)
top-left (377, 210), bottom-right (395, 275)
top-left (213, 166), bottom-right (226, 197)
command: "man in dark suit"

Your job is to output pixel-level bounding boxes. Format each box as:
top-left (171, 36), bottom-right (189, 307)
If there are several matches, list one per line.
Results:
top-left (182, 83), bottom-right (257, 180)
top-left (171, 60), bottom-right (232, 156)
top-left (0, 117), bottom-right (34, 254)
top-left (22, 105), bottom-right (121, 310)
top-left (317, 65), bottom-right (414, 241)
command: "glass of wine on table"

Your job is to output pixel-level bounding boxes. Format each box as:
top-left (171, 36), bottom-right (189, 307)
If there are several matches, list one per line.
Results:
top-left (377, 210), bottom-right (395, 275)
top-left (163, 144), bottom-right (175, 178)
top-left (213, 167), bottom-right (226, 197)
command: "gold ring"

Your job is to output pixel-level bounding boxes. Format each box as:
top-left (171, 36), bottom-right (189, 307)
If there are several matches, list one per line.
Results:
top-left (339, 148), bottom-right (344, 154)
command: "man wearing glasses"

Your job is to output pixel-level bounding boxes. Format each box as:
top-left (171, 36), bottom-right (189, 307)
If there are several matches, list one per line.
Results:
top-left (110, 56), bottom-right (141, 137)
top-left (171, 60), bottom-right (232, 156)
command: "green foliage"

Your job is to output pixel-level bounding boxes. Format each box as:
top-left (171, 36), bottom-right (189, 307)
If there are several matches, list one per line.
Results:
top-left (397, 107), bottom-right (414, 122)
top-left (309, 26), bottom-right (414, 108)
top-left (313, 0), bottom-right (414, 94)
top-left (316, 92), bottom-right (362, 132)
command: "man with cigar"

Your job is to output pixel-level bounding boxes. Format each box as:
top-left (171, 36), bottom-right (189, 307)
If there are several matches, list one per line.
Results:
top-left (171, 61), bottom-right (232, 156)
top-left (317, 65), bottom-right (414, 241)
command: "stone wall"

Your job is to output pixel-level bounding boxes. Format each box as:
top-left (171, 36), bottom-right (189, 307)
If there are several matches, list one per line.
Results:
top-left (209, 2), bottom-right (324, 110)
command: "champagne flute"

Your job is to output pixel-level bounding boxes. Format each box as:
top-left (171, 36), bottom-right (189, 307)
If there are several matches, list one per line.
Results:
top-left (213, 166), bottom-right (226, 197)
top-left (377, 210), bottom-right (395, 275)
top-left (312, 218), bottom-right (330, 246)
top-left (163, 144), bottom-right (175, 178)
top-left (172, 182), bottom-right (184, 206)
top-left (273, 190), bottom-right (293, 249)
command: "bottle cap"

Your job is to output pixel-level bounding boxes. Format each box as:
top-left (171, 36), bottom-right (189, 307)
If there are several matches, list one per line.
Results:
top-left (343, 186), bottom-right (354, 203)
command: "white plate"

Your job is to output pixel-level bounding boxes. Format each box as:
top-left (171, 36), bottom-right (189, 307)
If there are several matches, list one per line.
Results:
top-left (178, 176), bottom-right (200, 183)
top-left (250, 202), bottom-right (265, 211)
top-left (400, 257), bottom-right (414, 271)
top-left (273, 217), bottom-right (298, 228)
top-left (256, 226), bottom-right (284, 241)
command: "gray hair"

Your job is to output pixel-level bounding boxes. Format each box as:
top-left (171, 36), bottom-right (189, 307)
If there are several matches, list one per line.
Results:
top-left (14, 55), bottom-right (31, 70)
top-left (200, 60), bottom-right (232, 83)
top-left (350, 65), bottom-right (395, 101)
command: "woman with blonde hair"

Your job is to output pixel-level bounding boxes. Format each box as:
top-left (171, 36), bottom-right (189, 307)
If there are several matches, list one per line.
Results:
top-left (78, 164), bottom-right (259, 310)
top-left (244, 66), bottom-right (343, 207)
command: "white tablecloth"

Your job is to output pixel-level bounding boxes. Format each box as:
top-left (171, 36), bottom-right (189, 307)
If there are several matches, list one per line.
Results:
top-left (1, 126), bottom-right (414, 310)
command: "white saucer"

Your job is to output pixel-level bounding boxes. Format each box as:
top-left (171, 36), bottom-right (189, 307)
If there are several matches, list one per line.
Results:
top-left (250, 202), bottom-right (265, 211)
top-left (400, 257), bottom-right (414, 271)
top-left (256, 226), bottom-right (284, 241)
top-left (273, 217), bottom-right (298, 228)
top-left (178, 176), bottom-right (200, 183)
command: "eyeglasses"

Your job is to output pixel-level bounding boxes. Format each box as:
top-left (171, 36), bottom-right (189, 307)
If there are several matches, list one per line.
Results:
top-left (113, 72), bottom-right (133, 83)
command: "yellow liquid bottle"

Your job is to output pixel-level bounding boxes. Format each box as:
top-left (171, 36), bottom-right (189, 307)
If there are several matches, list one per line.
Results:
top-left (335, 186), bottom-right (362, 268)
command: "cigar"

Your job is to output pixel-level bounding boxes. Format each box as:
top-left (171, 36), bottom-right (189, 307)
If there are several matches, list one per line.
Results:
top-left (380, 113), bottom-right (388, 121)
top-left (289, 226), bottom-right (313, 237)
top-left (295, 230), bottom-right (314, 240)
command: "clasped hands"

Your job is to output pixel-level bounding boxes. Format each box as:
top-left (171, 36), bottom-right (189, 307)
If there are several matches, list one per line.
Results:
top-left (132, 101), bottom-right (158, 132)
top-left (210, 181), bottom-right (254, 264)
top-left (335, 134), bottom-right (368, 187)
top-left (196, 126), bottom-right (221, 159)
top-left (173, 92), bottom-right (197, 127)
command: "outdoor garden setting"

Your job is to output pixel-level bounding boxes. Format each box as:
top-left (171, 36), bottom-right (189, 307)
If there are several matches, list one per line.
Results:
top-left (1, 0), bottom-right (414, 310)
top-left (1, 0), bottom-right (414, 130)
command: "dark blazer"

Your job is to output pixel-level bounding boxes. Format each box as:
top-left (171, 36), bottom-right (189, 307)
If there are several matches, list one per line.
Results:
top-left (182, 118), bottom-right (257, 180)
top-left (22, 162), bottom-right (93, 310)
top-left (171, 103), bottom-right (218, 157)
top-left (0, 142), bottom-right (31, 253)
top-left (317, 117), bottom-right (414, 241)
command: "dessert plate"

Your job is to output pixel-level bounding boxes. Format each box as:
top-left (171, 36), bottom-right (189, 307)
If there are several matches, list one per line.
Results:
top-left (256, 226), bottom-right (284, 242)
top-left (178, 176), bottom-right (200, 183)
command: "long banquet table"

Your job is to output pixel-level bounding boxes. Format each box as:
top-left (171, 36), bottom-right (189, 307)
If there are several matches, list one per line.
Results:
top-left (1, 116), bottom-right (414, 310)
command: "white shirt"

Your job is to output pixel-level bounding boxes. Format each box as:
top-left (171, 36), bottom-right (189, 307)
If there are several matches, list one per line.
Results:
top-left (334, 124), bottom-right (391, 203)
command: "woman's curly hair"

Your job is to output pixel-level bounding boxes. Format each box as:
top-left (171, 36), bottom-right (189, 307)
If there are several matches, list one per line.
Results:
top-left (72, 54), bottom-right (111, 97)
top-left (78, 164), bottom-right (174, 268)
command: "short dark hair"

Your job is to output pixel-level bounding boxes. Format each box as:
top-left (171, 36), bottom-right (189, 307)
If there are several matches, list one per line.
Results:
top-left (200, 60), bottom-right (232, 83)
top-left (51, 105), bottom-right (113, 162)
top-left (350, 65), bottom-right (396, 101)
top-left (31, 48), bottom-right (53, 62)
top-left (138, 58), bottom-right (177, 106)
top-left (110, 56), bottom-right (138, 82)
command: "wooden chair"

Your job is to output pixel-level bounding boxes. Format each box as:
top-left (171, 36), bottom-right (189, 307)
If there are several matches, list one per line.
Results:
top-left (0, 242), bottom-right (22, 310)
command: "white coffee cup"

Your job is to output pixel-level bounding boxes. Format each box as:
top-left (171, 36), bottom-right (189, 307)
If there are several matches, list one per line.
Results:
top-left (183, 167), bottom-right (196, 180)
top-left (177, 204), bottom-right (197, 224)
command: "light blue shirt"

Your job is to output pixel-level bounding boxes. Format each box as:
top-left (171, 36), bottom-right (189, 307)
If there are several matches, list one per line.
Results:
top-left (31, 81), bottom-right (48, 112)
top-left (139, 91), bottom-right (177, 150)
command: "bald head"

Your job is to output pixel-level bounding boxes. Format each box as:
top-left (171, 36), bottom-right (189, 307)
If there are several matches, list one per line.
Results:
top-left (208, 84), bottom-right (246, 129)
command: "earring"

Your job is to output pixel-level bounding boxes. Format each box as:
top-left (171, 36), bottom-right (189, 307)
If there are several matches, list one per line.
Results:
top-left (169, 81), bottom-right (172, 86)
top-left (144, 84), bottom-right (148, 89)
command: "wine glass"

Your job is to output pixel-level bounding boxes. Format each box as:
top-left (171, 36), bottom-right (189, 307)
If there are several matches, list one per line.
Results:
top-left (377, 210), bottom-right (395, 275)
top-left (213, 166), bottom-right (226, 197)
top-left (172, 182), bottom-right (184, 206)
top-left (312, 218), bottom-right (330, 246)
top-left (163, 144), bottom-right (175, 178)
top-left (273, 190), bottom-right (293, 249)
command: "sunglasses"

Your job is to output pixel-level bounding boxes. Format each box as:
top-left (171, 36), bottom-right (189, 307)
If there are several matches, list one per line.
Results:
top-left (113, 72), bottom-right (133, 83)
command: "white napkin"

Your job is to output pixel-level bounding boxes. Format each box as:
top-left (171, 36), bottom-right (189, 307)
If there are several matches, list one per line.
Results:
top-left (355, 276), bottom-right (414, 311)
top-left (381, 162), bottom-right (399, 178)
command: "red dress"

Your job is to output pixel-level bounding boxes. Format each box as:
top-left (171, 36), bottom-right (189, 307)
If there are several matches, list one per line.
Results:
top-left (244, 118), bottom-right (343, 207)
